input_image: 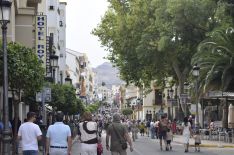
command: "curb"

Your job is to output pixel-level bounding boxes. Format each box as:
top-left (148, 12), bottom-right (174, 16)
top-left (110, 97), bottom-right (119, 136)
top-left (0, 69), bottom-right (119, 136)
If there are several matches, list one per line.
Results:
top-left (173, 140), bottom-right (234, 148)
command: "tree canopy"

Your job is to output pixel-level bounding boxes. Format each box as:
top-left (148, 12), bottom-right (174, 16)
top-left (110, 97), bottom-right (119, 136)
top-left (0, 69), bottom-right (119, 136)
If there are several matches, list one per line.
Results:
top-left (93, 0), bottom-right (222, 113)
top-left (0, 42), bottom-right (44, 100)
top-left (50, 84), bottom-right (85, 115)
top-left (93, 0), bottom-right (219, 89)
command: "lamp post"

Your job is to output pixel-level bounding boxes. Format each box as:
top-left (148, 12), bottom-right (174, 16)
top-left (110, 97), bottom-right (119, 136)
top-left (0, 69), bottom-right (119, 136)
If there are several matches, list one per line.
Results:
top-left (192, 64), bottom-right (200, 129)
top-left (136, 98), bottom-right (141, 121)
top-left (184, 82), bottom-right (189, 117)
top-left (169, 88), bottom-right (174, 120)
top-left (65, 75), bottom-right (72, 85)
top-left (50, 51), bottom-right (58, 83)
top-left (149, 110), bottom-right (152, 121)
top-left (0, 0), bottom-right (12, 154)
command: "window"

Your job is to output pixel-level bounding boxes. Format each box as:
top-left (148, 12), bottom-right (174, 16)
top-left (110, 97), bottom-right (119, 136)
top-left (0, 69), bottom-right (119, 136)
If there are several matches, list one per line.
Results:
top-left (59, 21), bottom-right (63, 27)
top-left (49, 6), bottom-right (54, 10)
top-left (155, 89), bottom-right (163, 105)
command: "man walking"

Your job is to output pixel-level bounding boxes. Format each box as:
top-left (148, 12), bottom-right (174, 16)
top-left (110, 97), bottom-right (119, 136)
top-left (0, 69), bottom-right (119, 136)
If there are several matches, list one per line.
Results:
top-left (18, 112), bottom-right (42, 155)
top-left (46, 111), bottom-right (72, 155)
top-left (106, 113), bottom-right (133, 155)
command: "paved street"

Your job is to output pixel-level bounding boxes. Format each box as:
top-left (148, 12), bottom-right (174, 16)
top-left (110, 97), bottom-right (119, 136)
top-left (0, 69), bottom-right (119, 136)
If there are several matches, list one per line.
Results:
top-left (71, 133), bottom-right (234, 155)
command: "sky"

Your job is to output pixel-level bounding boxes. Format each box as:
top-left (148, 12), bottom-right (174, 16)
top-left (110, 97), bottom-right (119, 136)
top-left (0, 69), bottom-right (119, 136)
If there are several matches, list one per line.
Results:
top-left (65, 0), bottom-right (109, 68)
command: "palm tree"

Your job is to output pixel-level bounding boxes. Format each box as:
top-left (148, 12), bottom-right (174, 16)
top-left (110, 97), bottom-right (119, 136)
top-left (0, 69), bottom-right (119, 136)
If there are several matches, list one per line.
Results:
top-left (191, 27), bottom-right (234, 128)
top-left (191, 27), bottom-right (234, 93)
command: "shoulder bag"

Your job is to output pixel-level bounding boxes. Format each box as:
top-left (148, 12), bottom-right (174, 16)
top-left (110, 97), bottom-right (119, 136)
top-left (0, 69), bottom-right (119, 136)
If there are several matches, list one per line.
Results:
top-left (112, 124), bottom-right (128, 150)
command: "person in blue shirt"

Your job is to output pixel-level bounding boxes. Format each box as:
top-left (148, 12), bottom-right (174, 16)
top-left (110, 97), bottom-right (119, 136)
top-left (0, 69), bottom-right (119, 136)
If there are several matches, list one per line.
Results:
top-left (0, 120), bottom-right (12, 130)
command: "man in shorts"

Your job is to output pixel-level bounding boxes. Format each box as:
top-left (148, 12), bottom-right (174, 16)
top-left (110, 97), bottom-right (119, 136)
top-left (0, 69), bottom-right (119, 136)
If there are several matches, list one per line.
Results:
top-left (158, 115), bottom-right (168, 151)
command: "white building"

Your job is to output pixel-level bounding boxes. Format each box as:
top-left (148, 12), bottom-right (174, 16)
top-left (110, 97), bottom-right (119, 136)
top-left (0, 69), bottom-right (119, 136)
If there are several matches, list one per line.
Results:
top-left (58, 2), bottom-right (67, 84)
top-left (65, 48), bottom-right (82, 87)
top-left (65, 49), bottom-right (95, 104)
top-left (38, 0), bottom-right (67, 83)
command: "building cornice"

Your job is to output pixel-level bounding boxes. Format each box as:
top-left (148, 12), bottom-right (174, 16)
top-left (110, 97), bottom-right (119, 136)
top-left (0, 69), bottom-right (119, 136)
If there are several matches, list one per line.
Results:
top-left (17, 7), bottom-right (35, 15)
top-left (27, 0), bottom-right (41, 7)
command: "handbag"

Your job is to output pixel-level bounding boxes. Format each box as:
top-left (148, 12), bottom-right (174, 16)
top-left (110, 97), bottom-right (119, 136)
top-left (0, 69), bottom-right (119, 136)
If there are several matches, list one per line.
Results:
top-left (112, 124), bottom-right (128, 150)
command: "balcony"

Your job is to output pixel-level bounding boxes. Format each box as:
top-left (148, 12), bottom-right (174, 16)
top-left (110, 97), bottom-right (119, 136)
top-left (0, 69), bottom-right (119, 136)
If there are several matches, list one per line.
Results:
top-left (27, 0), bottom-right (42, 7)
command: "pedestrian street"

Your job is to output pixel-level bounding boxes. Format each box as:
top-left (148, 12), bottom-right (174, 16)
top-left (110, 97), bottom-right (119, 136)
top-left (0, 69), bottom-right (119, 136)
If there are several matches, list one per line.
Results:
top-left (71, 133), bottom-right (234, 155)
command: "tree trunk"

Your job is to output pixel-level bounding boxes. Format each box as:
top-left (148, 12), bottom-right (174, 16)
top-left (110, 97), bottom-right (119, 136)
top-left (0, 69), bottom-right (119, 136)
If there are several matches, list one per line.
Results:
top-left (172, 61), bottom-right (189, 119)
top-left (12, 91), bottom-right (20, 155)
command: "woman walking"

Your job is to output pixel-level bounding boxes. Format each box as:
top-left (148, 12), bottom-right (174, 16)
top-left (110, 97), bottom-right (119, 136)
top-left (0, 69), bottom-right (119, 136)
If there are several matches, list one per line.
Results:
top-left (182, 117), bottom-right (192, 153)
top-left (78, 112), bottom-right (98, 155)
top-left (131, 120), bottom-right (138, 141)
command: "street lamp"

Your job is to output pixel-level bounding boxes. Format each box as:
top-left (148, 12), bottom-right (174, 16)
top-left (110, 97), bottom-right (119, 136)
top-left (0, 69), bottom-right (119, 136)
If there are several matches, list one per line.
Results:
top-left (0, 0), bottom-right (12, 154)
top-left (136, 98), bottom-right (141, 121)
top-left (192, 64), bottom-right (200, 129)
top-left (50, 51), bottom-right (59, 83)
top-left (65, 75), bottom-right (72, 85)
top-left (184, 82), bottom-right (189, 116)
top-left (146, 110), bottom-right (149, 121)
top-left (169, 88), bottom-right (174, 120)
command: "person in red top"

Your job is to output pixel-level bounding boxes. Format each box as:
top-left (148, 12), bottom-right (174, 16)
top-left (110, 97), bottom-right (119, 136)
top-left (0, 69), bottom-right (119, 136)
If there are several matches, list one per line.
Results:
top-left (172, 119), bottom-right (177, 134)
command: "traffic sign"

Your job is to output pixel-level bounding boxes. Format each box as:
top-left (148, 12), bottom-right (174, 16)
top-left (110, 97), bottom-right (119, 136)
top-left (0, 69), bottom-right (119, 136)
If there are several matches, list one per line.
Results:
top-left (180, 93), bottom-right (189, 104)
top-left (35, 87), bottom-right (51, 102)
top-left (36, 92), bottom-right (42, 102)
top-left (180, 93), bottom-right (188, 98)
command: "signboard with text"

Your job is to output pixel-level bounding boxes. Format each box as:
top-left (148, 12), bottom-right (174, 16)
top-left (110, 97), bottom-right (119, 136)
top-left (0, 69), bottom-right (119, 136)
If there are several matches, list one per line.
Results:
top-left (35, 15), bottom-right (47, 71)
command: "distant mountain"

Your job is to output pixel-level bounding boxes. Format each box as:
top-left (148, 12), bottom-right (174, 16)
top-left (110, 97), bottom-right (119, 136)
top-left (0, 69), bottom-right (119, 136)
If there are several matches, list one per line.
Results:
top-left (93, 62), bottom-right (124, 88)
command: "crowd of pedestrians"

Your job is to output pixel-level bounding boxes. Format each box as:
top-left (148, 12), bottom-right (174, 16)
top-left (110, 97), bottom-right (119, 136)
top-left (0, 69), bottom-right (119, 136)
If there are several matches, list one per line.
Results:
top-left (0, 109), bottom-right (206, 155)
top-left (118, 114), bottom-right (202, 153)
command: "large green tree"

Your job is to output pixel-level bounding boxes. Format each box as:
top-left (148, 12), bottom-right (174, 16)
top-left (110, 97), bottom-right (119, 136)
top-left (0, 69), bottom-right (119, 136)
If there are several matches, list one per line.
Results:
top-left (192, 27), bottom-right (234, 93)
top-left (50, 84), bottom-right (85, 115)
top-left (93, 0), bottom-right (219, 113)
top-left (0, 42), bottom-right (44, 154)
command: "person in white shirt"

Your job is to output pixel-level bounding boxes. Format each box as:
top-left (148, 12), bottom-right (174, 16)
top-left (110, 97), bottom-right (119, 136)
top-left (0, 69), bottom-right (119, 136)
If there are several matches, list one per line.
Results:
top-left (18, 112), bottom-right (42, 155)
top-left (182, 117), bottom-right (192, 153)
top-left (46, 111), bottom-right (72, 155)
top-left (78, 112), bottom-right (98, 155)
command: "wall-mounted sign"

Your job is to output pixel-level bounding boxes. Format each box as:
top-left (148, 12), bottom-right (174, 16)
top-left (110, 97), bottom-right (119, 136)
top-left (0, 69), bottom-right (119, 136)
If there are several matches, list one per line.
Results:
top-left (46, 36), bottom-right (51, 77)
top-left (35, 15), bottom-right (47, 71)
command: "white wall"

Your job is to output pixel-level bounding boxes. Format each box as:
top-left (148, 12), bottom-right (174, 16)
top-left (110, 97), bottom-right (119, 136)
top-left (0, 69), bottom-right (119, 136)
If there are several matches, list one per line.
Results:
top-left (59, 2), bottom-right (67, 83)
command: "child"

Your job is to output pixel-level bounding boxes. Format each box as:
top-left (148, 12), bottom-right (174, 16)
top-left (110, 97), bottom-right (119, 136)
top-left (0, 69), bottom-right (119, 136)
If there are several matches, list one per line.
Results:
top-left (97, 137), bottom-right (103, 155)
top-left (194, 130), bottom-right (201, 152)
top-left (166, 128), bottom-right (173, 151)
top-left (139, 122), bottom-right (145, 136)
